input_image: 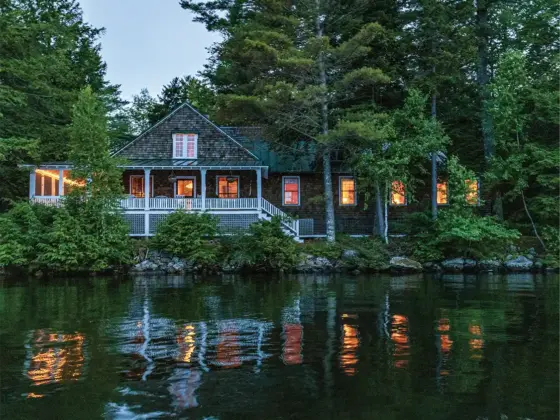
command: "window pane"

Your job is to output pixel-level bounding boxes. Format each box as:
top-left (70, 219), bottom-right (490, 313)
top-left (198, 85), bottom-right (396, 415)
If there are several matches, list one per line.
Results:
top-left (465, 179), bottom-right (478, 205)
top-left (340, 178), bottom-right (356, 205)
top-left (283, 177), bottom-right (299, 205)
top-left (175, 134), bottom-right (184, 157)
top-left (131, 177), bottom-right (144, 198)
top-left (437, 182), bottom-right (448, 205)
top-left (391, 181), bottom-right (406, 205)
top-left (218, 177), bottom-right (238, 198)
top-left (186, 134), bottom-right (196, 158)
top-left (177, 179), bottom-right (195, 197)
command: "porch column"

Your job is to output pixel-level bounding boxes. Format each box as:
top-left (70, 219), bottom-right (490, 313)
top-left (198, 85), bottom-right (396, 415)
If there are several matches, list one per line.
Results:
top-left (144, 168), bottom-right (151, 237)
top-left (29, 168), bottom-right (36, 199)
top-left (200, 168), bottom-right (207, 211)
top-left (144, 168), bottom-right (151, 210)
top-left (58, 169), bottom-right (64, 196)
top-left (256, 168), bottom-right (262, 211)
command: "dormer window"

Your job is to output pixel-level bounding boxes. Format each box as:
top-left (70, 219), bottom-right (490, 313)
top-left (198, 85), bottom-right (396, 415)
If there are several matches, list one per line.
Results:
top-left (173, 133), bottom-right (197, 159)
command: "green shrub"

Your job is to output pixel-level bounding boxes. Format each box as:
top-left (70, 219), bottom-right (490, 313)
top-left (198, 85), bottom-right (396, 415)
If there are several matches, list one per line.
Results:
top-left (300, 239), bottom-right (343, 260)
top-left (541, 226), bottom-right (559, 268)
top-left (0, 200), bottom-right (133, 272)
top-left (411, 209), bottom-right (521, 261)
top-left (153, 211), bottom-right (219, 263)
top-left (338, 236), bottom-right (390, 271)
top-left (222, 217), bottom-right (299, 271)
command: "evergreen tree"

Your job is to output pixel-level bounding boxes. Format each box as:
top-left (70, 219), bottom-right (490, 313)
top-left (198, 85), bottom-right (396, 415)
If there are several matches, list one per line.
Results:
top-left (0, 0), bottom-right (125, 203)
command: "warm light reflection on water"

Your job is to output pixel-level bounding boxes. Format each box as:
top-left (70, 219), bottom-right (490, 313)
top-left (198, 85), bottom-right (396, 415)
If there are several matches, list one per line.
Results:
top-left (216, 327), bottom-right (242, 368)
top-left (177, 324), bottom-right (196, 363)
top-left (438, 318), bottom-right (453, 353)
top-left (469, 324), bottom-right (484, 359)
top-left (26, 330), bottom-right (85, 389)
top-left (282, 324), bottom-right (303, 365)
top-left (391, 314), bottom-right (409, 368)
top-left (340, 322), bottom-right (359, 376)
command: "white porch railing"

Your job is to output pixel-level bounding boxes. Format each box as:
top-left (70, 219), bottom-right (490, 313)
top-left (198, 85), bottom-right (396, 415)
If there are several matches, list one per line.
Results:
top-left (205, 198), bottom-right (258, 210)
top-left (119, 197), bottom-right (259, 211)
top-left (260, 198), bottom-right (299, 236)
top-left (32, 196), bottom-right (62, 207)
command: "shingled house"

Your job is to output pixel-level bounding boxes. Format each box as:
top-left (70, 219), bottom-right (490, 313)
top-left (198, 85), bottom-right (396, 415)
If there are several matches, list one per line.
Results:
top-left (23, 103), bottom-right (478, 240)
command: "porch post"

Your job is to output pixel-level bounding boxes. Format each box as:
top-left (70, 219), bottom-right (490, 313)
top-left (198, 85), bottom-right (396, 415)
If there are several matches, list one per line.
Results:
top-left (58, 169), bottom-right (64, 196)
top-left (144, 168), bottom-right (151, 236)
top-left (29, 168), bottom-right (36, 200)
top-left (200, 168), bottom-right (207, 211)
top-left (256, 168), bottom-right (262, 211)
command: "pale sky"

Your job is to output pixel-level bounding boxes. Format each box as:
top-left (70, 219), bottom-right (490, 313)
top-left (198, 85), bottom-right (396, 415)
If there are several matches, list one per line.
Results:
top-left (80, 0), bottom-right (221, 101)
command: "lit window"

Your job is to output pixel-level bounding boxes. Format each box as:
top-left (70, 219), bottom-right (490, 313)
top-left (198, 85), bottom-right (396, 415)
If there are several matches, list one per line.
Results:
top-left (339, 177), bottom-right (356, 206)
top-left (173, 133), bottom-right (197, 159)
top-left (175, 178), bottom-right (195, 198)
top-left (465, 179), bottom-right (479, 205)
top-left (390, 181), bottom-right (406, 206)
top-left (283, 177), bottom-right (300, 205)
top-left (129, 175), bottom-right (154, 198)
top-left (437, 182), bottom-right (448, 205)
top-left (217, 176), bottom-right (239, 198)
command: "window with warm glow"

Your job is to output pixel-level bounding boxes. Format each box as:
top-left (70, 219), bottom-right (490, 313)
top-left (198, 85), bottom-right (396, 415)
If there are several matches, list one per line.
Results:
top-left (35, 170), bottom-right (59, 196)
top-left (175, 178), bottom-right (195, 198)
top-left (283, 177), bottom-right (300, 205)
top-left (390, 181), bottom-right (406, 206)
top-left (217, 176), bottom-right (239, 198)
top-left (437, 181), bottom-right (448, 205)
top-left (465, 179), bottom-right (479, 205)
top-left (339, 177), bottom-right (356, 205)
top-left (173, 133), bottom-right (197, 159)
top-left (129, 175), bottom-right (154, 198)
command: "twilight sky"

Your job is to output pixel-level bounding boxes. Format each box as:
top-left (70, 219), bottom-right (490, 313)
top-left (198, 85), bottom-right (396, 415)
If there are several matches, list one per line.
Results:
top-left (80, 0), bottom-right (221, 100)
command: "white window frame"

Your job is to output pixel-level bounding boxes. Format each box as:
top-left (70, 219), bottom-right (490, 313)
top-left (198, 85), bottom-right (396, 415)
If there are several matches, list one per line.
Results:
top-left (174, 176), bottom-right (197, 198)
top-left (129, 175), bottom-right (154, 198)
top-left (173, 133), bottom-right (198, 159)
top-left (339, 176), bottom-right (357, 206)
top-left (282, 176), bottom-right (301, 206)
top-left (216, 175), bottom-right (240, 198)
top-left (389, 180), bottom-right (407, 207)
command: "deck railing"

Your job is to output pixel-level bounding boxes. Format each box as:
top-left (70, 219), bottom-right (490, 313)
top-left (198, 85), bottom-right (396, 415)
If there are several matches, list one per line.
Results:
top-left (119, 197), bottom-right (259, 211)
top-left (260, 198), bottom-right (299, 236)
top-left (32, 196), bottom-right (62, 207)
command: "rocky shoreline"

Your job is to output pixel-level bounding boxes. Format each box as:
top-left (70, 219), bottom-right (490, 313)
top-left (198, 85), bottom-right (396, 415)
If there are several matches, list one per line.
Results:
top-left (129, 247), bottom-right (555, 275)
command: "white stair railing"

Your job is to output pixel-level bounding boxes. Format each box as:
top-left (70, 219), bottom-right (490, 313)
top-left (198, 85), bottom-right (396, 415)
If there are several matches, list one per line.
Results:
top-left (260, 198), bottom-right (299, 237)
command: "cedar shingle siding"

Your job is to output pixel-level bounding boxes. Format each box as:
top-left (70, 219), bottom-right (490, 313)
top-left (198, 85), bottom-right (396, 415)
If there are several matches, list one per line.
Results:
top-left (115, 104), bottom-right (257, 162)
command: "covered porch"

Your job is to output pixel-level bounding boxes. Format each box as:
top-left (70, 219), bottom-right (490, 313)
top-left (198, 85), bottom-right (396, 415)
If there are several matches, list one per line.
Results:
top-left (23, 160), bottom-right (299, 238)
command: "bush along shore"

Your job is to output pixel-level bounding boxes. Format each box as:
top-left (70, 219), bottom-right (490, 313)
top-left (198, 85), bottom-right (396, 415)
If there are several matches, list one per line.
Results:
top-left (1, 207), bottom-right (558, 278)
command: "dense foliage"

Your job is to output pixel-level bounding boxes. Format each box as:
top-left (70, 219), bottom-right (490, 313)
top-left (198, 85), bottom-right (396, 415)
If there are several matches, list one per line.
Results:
top-left (152, 211), bottom-right (219, 264)
top-left (221, 217), bottom-right (300, 271)
top-left (0, 87), bottom-right (133, 273)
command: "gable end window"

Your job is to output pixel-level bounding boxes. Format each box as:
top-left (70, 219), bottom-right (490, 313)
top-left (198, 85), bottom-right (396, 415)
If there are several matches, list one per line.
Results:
top-left (390, 181), bottom-right (406, 206)
top-left (283, 176), bottom-right (300, 206)
top-left (173, 133), bottom-right (197, 159)
top-left (339, 176), bottom-right (357, 206)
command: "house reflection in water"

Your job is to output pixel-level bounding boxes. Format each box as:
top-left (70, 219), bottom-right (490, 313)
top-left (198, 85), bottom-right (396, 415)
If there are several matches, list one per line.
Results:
top-left (177, 324), bottom-right (196, 363)
top-left (340, 314), bottom-right (359, 376)
top-left (437, 317), bottom-right (453, 377)
top-left (216, 322), bottom-right (242, 368)
top-left (391, 314), bottom-right (410, 368)
top-left (281, 297), bottom-right (303, 365)
top-left (468, 324), bottom-right (484, 360)
top-left (168, 368), bottom-right (202, 411)
top-left (25, 330), bottom-right (85, 391)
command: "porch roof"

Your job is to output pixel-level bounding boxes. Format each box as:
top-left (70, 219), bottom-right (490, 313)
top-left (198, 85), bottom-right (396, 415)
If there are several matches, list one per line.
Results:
top-left (20, 159), bottom-right (268, 172)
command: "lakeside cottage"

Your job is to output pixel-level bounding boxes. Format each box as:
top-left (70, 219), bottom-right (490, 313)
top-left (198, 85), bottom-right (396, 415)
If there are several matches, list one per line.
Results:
top-left (21, 103), bottom-right (479, 240)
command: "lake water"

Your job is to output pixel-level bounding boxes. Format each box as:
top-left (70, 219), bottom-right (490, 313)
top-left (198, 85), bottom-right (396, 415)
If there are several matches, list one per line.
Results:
top-left (0, 273), bottom-right (558, 419)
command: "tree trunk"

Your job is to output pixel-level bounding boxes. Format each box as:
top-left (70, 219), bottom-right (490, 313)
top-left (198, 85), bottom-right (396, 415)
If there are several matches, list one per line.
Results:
top-left (375, 180), bottom-right (385, 238)
top-left (315, 0), bottom-right (335, 242)
top-left (431, 94), bottom-right (438, 220)
top-left (476, 0), bottom-right (494, 162)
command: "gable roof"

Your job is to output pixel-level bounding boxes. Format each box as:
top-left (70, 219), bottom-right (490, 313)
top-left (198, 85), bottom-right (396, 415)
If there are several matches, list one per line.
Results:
top-left (112, 102), bottom-right (259, 161)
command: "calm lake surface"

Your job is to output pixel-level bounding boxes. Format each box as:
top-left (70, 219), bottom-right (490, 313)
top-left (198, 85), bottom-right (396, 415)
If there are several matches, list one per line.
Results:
top-left (0, 273), bottom-right (558, 420)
